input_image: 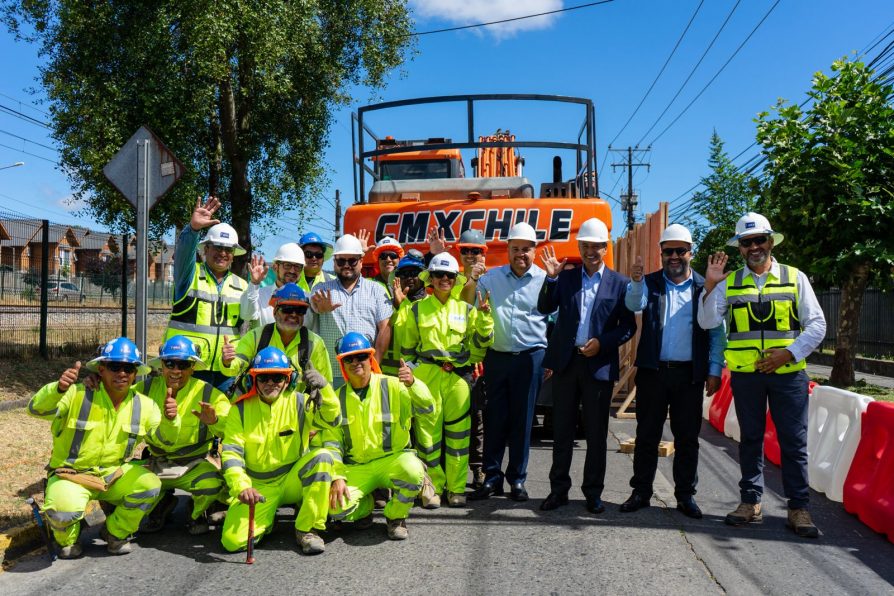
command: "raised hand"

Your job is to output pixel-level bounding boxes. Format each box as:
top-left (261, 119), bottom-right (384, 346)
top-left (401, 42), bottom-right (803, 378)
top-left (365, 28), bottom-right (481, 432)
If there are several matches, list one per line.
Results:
top-left (704, 251), bottom-right (731, 291)
top-left (392, 277), bottom-right (407, 306)
top-left (190, 196), bottom-right (221, 231)
top-left (310, 289), bottom-right (342, 314)
top-left (397, 359), bottom-right (415, 387)
top-left (164, 387), bottom-right (178, 420)
top-left (249, 254), bottom-right (268, 285)
top-left (476, 290), bottom-right (491, 314)
top-left (631, 255), bottom-right (644, 282)
top-left (356, 229), bottom-right (371, 254)
top-left (57, 361), bottom-right (82, 393)
top-left (427, 227), bottom-right (450, 255)
top-left (191, 401), bottom-right (218, 425)
top-left (221, 336), bottom-right (236, 367)
top-left (539, 245), bottom-right (567, 278)
top-left (469, 261), bottom-right (487, 281)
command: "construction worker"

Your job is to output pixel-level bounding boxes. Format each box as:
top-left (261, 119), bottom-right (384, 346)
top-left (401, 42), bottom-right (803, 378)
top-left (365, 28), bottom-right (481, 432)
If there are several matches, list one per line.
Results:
top-left (221, 283), bottom-right (333, 391)
top-left (298, 232), bottom-right (336, 294)
top-left (426, 226), bottom-right (487, 304)
top-left (28, 337), bottom-right (181, 558)
top-left (220, 347), bottom-right (341, 555)
top-left (698, 212), bottom-right (826, 537)
top-left (240, 242), bottom-right (305, 327)
top-left (369, 236), bottom-right (405, 303)
top-left (326, 333), bottom-right (435, 540)
top-left (380, 253), bottom-right (427, 377)
top-left (140, 335), bottom-right (231, 535)
top-left (165, 196), bottom-right (248, 388)
top-left (398, 252), bottom-right (494, 506)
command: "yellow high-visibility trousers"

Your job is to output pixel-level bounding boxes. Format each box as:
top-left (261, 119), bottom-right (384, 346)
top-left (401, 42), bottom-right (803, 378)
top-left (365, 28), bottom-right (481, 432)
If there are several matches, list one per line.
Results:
top-left (154, 459), bottom-right (225, 520)
top-left (329, 451), bottom-right (424, 523)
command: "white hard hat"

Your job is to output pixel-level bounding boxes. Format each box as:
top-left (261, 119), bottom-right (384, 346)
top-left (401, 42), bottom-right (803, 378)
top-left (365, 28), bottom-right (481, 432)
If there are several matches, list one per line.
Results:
top-left (418, 251), bottom-right (462, 286)
top-left (727, 212), bottom-right (784, 247)
top-left (273, 242), bottom-right (305, 265)
top-left (577, 218), bottom-right (609, 243)
top-left (375, 237), bottom-right (401, 250)
top-left (659, 224), bottom-right (693, 245)
top-left (332, 234), bottom-right (364, 256)
top-left (199, 223), bottom-right (246, 256)
top-left (507, 222), bottom-right (538, 244)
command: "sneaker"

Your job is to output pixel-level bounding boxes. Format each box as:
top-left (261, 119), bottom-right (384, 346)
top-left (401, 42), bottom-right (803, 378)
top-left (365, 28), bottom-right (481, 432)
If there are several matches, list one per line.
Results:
top-left (100, 524), bottom-right (132, 555)
top-left (353, 514), bottom-right (374, 530)
top-left (142, 491), bottom-right (177, 533)
top-left (296, 530), bottom-right (325, 555)
top-left (787, 508), bottom-right (819, 538)
top-left (447, 491), bottom-right (466, 508)
top-left (186, 513), bottom-right (210, 536)
top-left (56, 541), bottom-right (83, 559)
top-left (724, 502), bottom-right (763, 526)
top-left (386, 518), bottom-right (408, 541)
top-left (419, 475), bottom-right (440, 510)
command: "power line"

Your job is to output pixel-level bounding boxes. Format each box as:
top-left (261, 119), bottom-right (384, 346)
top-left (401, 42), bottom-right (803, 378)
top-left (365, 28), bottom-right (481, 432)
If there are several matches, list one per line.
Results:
top-left (412, 0), bottom-right (615, 36)
top-left (0, 140), bottom-right (59, 164)
top-left (0, 102), bottom-right (50, 129)
top-left (0, 127), bottom-right (57, 152)
top-left (0, 91), bottom-right (49, 117)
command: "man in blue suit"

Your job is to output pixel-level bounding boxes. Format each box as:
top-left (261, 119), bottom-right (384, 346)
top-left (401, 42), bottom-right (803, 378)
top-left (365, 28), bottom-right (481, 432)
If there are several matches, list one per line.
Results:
top-left (537, 218), bottom-right (636, 514)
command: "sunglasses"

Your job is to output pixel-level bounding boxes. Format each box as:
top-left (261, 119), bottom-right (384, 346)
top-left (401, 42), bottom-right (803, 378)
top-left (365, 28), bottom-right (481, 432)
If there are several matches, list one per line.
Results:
top-left (661, 247), bottom-right (690, 257)
top-left (255, 373), bottom-right (288, 384)
top-left (431, 271), bottom-right (458, 280)
top-left (278, 305), bottom-right (308, 316)
top-left (342, 353), bottom-right (370, 364)
top-left (162, 360), bottom-right (193, 371)
top-left (208, 245), bottom-right (235, 254)
top-left (397, 269), bottom-right (421, 279)
top-left (277, 262), bottom-right (302, 271)
top-left (379, 251), bottom-right (400, 260)
top-left (335, 257), bottom-right (360, 267)
top-left (303, 251), bottom-right (325, 260)
top-left (105, 362), bottom-right (137, 374)
top-left (460, 248), bottom-right (483, 256)
top-left (739, 235), bottom-right (769, 248)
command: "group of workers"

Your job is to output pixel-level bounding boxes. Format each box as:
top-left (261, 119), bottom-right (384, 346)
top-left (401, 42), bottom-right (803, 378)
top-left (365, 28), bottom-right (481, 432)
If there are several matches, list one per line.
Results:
top-left (28, 195), bottom-right (826, 559)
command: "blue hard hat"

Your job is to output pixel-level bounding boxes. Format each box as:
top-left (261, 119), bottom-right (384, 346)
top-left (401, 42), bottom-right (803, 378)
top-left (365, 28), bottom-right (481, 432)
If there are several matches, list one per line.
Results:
top-left (250, 346), bottom-right (294, 373)
top-left (269, 282), bottom-right (309, 308)
top-left (86, 337), bottom-right (152, 376)
top-left (149, 335), bottom-right (208, 371)
top-left (396, 255), bottom-right (424, 272)
top-left (336, 332), bottom-right (373, 358)
top-left (299, 232), bottom-right (334, 261)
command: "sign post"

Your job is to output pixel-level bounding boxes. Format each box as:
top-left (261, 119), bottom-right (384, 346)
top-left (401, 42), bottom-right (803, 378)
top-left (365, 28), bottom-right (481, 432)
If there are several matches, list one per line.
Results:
top-left (104, 126), bottom-right (184, 362)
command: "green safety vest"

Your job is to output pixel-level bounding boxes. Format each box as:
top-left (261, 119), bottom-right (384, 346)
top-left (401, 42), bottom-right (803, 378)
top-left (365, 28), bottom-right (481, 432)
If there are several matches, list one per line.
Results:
top-left (724, 264), bottom-right (806, 374)
top-left (398, 294), bottom-right (494, 368)
top-left (166, 264), bottom-right (247, 372)
top-left (334, 374), bottom-right (413, 465)
top-left (298, 270), bottom-right (335, 295)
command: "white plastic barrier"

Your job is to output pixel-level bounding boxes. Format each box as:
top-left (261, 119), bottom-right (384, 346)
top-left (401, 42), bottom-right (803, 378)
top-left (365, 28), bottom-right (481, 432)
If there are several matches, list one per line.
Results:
top-left (807, 386), bottom-right (874, 502)
top-left (724, 399), bottom-right (741, 441)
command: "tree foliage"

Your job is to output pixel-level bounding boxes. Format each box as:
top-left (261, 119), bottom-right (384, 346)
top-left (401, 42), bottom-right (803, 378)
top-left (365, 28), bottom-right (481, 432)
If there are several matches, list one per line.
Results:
top-left (2, 1), bottom-right (414, 256)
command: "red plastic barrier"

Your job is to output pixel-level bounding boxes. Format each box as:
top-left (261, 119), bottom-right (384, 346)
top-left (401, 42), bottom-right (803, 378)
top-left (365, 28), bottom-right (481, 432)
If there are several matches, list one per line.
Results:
top-left (764, 381), bottom-right (817, 465)
top-left (708, 368), bottom-right (733, 433)
top-left (843, 401), bottom-right (894, 543)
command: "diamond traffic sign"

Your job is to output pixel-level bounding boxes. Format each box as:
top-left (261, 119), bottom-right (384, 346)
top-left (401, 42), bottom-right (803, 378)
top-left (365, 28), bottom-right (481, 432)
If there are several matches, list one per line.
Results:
top-left (103, 125), bottom-right (185, 209)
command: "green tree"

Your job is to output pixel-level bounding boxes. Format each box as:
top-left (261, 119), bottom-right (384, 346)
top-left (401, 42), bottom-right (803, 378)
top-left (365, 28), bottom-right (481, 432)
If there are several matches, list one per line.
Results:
top-left (683, 130), bottom-right (758, 273)
top-left (756, 58), bottom-right (894, 386)
top-left (2, 1), bottom-right (414, 265)
top-left (82, 253), bottom-right (123, 299)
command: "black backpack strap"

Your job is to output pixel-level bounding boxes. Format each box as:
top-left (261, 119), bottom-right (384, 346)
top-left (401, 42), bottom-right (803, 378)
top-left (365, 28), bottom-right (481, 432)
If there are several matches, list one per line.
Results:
top-left (257, 323), bottom-right (276, 352)
top-left (298, 326), bottom-right (310, 371)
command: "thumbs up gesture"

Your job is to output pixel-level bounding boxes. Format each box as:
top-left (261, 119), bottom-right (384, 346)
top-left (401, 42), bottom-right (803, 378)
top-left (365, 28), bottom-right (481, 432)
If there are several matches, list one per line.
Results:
top-left (397, 359), bottom-right (415, 387)
top-left (221, 336), bottom-right (236, 367)
top-left (631, 255), bottom-right (644, 282)
top-left (164, 387), bottom-right (178, 420)
top-left (57, 361), bottom-right (82, 393)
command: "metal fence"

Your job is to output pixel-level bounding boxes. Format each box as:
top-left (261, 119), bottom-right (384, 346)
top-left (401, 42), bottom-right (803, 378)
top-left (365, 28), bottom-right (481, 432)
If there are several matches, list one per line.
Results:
top-left (816, 288), bottom-right (894, 359)
top-left (0, 210), bottom-right (172, 358)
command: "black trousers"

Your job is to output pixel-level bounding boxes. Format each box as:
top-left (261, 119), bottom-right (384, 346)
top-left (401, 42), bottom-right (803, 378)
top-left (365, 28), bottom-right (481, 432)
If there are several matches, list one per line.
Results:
top-left (549, 354), bottom-right (613, 501)
top-left (630, 366), bottom-right (703, 500)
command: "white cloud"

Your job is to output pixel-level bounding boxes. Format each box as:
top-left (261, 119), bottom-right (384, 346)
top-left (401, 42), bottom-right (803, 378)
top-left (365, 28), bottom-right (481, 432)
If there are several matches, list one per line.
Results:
top-left (411, 0), bottom-right (563, 39)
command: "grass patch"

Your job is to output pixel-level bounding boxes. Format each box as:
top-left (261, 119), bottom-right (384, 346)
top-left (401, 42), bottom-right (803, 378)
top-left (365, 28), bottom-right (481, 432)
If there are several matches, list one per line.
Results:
top-left (810, 376), bottom-right (894, 402)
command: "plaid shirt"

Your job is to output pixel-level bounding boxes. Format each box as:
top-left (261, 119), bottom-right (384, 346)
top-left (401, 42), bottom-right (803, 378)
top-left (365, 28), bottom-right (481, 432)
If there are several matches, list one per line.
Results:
top-left (306, 276), bottom-right (393, 386)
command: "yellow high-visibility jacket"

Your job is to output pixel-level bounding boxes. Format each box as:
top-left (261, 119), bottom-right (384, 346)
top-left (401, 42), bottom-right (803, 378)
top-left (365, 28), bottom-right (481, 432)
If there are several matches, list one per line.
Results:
top-left (398, 294), bottom-right (494, 368)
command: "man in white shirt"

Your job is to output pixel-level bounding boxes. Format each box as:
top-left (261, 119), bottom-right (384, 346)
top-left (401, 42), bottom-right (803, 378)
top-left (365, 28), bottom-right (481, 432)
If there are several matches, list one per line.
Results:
top-left (240, 243), bottom-right (306, 327)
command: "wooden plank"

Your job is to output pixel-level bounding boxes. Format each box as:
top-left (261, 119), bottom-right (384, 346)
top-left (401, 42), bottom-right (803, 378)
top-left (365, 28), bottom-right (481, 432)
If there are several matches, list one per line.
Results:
top-left (618, 438), bottom-right (676, 457)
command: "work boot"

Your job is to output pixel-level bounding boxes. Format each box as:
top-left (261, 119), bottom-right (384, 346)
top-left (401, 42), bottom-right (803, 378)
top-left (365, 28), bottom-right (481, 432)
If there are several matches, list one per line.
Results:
top-left (206, 501), bottom-right (228, 525)
top-left (296, 530), bottom-right (325, 555)
top-left (724, 502), bottom-right (762, 526)
top-left (787, 508), bottom-right (819, 538)
top-left (447, 491), bottom-right (467, 508)
top-left (142, 490), bottom-right (176, 534)
top-left (56, 541), bottom-right (83, 559)
top-left (419, 475), bottom-right (440, 509)
top-left (100, 524), bottom-right (132, 555)
top-left (373, 488), bottom-right (390, 510)
top-left (386, 518), bottom-right (409, 541)
top-left (353, 514), bottom-right (374, 530)
top-left (186, 512), bottom-right (210, 536)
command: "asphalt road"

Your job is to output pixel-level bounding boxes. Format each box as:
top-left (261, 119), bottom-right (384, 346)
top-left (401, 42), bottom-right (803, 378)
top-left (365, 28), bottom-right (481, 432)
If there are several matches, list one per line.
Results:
top-left (3, 419), bottom-right (892, 596)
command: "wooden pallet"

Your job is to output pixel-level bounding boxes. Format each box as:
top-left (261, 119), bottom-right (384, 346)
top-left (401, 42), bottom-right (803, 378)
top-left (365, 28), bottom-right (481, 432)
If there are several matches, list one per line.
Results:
top-left (619, 437), bottom-right (675, 457)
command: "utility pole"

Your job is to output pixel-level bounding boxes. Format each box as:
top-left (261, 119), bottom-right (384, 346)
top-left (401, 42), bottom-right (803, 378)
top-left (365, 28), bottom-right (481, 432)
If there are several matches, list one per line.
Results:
top-left (334, 189), bottom-right (342, 239)
top-left (609, 146), bottom-right (651, 231)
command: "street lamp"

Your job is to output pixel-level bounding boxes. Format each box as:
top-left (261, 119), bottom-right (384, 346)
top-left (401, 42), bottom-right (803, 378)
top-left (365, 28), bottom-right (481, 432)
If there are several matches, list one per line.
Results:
top-left (0, 161), bottom-right (25, 171)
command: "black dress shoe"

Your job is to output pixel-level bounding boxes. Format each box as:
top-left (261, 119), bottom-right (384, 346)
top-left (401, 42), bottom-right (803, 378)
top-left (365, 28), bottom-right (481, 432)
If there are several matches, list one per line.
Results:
top-left (539, 493), bottom-right (568, 511)
top-left (585, 498), bottom-right (606, 514)
top-left (509, 482), bottom-right (528, 502)
top-left (468, 478), bottom-right (504, 500)
top-left (619, 492), bottom-right (651, 513)
top-left (676, 497), bottom-right (703, 519)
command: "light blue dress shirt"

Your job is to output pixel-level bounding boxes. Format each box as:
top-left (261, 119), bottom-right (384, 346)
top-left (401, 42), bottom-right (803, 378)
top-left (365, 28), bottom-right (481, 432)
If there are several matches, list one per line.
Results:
top-left (575, 264), bottom-right (604, 347)
top-left (477, 264), bottom-right (552, 352)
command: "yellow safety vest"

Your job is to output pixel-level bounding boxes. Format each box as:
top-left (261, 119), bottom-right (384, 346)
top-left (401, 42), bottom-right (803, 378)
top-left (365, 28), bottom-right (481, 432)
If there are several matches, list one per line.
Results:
top-left (724, 264), bottom-right (806, 374)
top-left (224, 324), bottom-right (333, 386)
top-left (398, 294), bottom-right (494, 368)
top-left (139, 375), bottom-right (230, 461)
top-left (28, 382), bottom-right (180, 474)
top-left (166, 264), bottom-right (247, 372)
top-left (298, 270), bottom-right (335, 295)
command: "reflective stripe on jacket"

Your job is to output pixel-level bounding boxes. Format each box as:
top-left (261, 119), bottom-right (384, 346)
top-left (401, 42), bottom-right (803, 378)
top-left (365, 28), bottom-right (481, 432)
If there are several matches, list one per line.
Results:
top-left (397, 294), bottom-right (494, 367)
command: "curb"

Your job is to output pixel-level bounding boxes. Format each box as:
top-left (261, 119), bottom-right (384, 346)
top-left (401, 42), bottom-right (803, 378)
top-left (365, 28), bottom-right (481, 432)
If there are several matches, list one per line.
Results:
top-left (0, 500), bottom-right (105, 565)
top-left (0, 399), bottom-right (28, 412)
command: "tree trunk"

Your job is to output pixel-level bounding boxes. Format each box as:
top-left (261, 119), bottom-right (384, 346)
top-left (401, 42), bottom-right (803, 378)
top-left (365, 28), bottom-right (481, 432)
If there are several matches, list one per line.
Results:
top-left (218, 75), bottom-right (252, 276)
top-left (208, 103), bottom-right (222, 198)
top-left (829, 261), bottom-right (870, 387)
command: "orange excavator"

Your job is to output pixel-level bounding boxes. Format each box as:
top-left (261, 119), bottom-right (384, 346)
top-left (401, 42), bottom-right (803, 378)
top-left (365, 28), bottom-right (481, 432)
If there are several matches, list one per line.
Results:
top-left (344, 94), bottom-right (613, 272)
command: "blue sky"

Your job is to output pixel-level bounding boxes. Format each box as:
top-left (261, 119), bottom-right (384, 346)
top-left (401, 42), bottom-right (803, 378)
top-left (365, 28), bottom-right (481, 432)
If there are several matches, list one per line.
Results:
top-left (0, 0), bottom-right (890, 258)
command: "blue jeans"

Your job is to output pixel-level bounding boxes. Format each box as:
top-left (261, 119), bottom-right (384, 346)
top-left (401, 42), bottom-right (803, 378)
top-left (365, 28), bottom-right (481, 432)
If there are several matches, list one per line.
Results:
top-left (482, 348), bottom-right (545, 484)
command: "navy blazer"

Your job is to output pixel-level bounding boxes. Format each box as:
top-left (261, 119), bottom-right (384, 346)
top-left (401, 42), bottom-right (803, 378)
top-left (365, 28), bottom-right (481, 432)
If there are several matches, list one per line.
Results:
top-left (538, 265), bottom-right (636, 382)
